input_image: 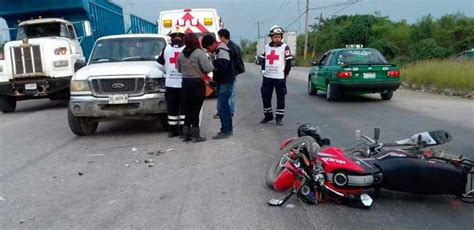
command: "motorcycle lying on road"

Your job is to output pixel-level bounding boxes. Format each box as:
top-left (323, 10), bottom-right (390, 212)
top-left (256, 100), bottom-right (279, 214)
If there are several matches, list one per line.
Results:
top-left (265, 124), bottom-right (474, 208)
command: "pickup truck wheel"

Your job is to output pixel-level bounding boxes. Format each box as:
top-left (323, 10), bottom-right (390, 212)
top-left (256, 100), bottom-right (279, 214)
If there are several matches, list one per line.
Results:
top-left (0, 96), bottom-right (16, 113)
top-left (68, 108), bottom-right (98, 136)
top-left (381, 91), bottom-right (394, 100)
top-left (158, 114), bottom-right (169, 131)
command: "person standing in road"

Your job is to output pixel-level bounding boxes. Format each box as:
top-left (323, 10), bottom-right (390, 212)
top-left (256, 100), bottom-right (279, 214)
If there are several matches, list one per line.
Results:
top-left (177, 33), bottom-right (214, 142)
top-left (157, 26), bottom-right (186, 138)
top-left (260, 25), bottom-right (292, 126)
top-left (213, 29), bottom-right (245, 119)
top-left (201, 34), bottom-right (235, 139)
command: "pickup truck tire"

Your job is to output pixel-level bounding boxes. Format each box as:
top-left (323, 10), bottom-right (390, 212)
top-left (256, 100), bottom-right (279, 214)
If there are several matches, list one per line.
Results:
top-left (0, 96), bottom-right (16, 113)
top-left (380, 91), bottom-right (394, 100)
top-left (68, 108), bottom-right (98, 136)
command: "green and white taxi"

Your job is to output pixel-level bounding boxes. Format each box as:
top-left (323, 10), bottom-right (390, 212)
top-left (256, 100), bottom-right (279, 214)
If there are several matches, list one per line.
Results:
top-left (308, 45), bottom-right (401, 101)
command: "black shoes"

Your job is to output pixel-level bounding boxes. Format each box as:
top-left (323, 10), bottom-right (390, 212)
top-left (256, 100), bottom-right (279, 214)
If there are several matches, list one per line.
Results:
top-left (260, 118), bottom-right (273, 124)
top-left (260, 117), bottom-right (283, 125)
top-left (276, 118), bottom-right (283, 126)
top-left (212, 132), bottom-right (231, 139)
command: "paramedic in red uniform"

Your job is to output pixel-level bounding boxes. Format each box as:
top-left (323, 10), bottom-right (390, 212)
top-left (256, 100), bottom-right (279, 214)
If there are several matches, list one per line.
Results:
top-left (260, 25), bottom-right (292, 126)
top-left (157, 26), bottom-right (186, 137)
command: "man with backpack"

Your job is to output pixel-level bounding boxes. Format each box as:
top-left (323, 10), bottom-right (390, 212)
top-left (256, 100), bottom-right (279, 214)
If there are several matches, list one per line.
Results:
top-left (213, 29), bottom-right (245, 119)
top-left (202, 34), bottom-right (235, 139)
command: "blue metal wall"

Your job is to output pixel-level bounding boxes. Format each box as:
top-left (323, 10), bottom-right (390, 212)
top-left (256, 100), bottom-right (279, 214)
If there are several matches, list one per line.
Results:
top-left (128, 14), bottom-right (157, 34)
top-left (0, 0), bottom-right (125, 59)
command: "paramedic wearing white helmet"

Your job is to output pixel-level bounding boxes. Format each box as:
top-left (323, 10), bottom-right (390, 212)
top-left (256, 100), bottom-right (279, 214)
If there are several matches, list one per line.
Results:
top-left (260, 25), bottom-right (292, 126)
top-left (157, 26), bottom-right (186, 137)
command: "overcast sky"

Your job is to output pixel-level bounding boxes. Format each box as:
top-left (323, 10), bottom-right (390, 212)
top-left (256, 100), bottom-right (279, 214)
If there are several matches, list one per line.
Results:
top-left (113, 0), bottom-right (473, 40)
top-left (1, 0), bottom-right (473, 41)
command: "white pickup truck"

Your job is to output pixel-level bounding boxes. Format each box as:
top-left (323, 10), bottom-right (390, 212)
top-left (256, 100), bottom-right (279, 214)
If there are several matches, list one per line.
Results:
top-left (68, 34), bottom-right (169, 136)
top-left (0, 18), bottom-right (91, 113)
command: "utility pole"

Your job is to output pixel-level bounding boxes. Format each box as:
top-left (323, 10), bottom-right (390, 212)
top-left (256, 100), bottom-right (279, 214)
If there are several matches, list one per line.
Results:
top-left (254, 21), bottom-right (263, 39)
top-left (298, 0), bottom-right (301, 33)
top-left (303, 0), bottom-right (309, 60)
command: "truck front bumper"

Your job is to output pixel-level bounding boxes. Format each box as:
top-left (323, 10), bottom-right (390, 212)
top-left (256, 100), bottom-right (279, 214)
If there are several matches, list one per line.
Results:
top-left (70, 93), bottom-right (167, 118)
top-left (0, 77), bottom-right (71, 99)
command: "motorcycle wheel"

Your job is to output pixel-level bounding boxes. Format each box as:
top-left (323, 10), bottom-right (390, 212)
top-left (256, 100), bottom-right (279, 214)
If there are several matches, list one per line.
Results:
top-left (265, 136), bottom-right (320, 189)
top-left (459, 191), bottom-right (474, 203)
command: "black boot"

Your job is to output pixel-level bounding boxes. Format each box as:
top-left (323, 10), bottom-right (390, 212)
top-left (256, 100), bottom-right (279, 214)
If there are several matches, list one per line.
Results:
top-left (260, 117), bottom-right (273, 124)
top-left (182, 126), bottom-right (191, 142)
top-left (168, 126), bottom-right (179, 138)
top-left (275, 117), bottom-right (284, 126)
top-left (190, 127), bottom-right (206, 143)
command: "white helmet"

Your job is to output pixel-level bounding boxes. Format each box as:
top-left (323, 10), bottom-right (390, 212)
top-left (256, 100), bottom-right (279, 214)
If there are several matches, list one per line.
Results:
top-left (168, 26), bottom-right (185, 36)
top-left (269, 25), bottom-right (285, 37)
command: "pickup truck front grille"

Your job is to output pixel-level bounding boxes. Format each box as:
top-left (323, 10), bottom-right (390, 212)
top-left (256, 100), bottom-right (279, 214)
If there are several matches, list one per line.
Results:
top-left (11, 45), bottom-right (43, 77)
top-left (90, 78), bottom-right (145, 96)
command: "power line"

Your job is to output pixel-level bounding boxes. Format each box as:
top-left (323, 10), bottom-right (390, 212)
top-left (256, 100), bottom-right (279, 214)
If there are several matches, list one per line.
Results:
top-left (285, 11), bottom-right (306, 30)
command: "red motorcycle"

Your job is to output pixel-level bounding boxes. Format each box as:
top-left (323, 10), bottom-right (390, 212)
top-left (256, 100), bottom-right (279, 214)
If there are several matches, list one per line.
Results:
top-left (266, 124), bottom-right (474, 208)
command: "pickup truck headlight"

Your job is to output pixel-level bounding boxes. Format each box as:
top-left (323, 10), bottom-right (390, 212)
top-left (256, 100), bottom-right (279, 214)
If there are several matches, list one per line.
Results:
top-left (70, 80), bottom-right (91, 92)
top-left (145, 78), bottom-right (165, 93)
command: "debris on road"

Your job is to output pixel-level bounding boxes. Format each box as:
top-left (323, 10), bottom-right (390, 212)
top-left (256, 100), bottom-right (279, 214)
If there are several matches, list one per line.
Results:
top-left (125, 164), bottom-right (130, 167)
top-left (29, 217), bottom-right (36, 221)
top-left (60, 179), bottom-right (64, 183)
top-left (132, 147), bottom-right (139, 152)
top-left (165, 148), bottom-right (174, 152)
top-left (285, 204), bottom-right (296, 209)
top-left (78, 172), bottom-right (84, 176)
top-left (144, 159), bottom-right (154, 163)
top-left (135, 159), bottom-right (141, 164)
top-left (107, 200), bottom-right (118, 205)
top-left (87, 153), bottom-right (105, 157)
top-left (0, 196), bottom-right (5, 201)
top-left (19, 219), bottom-right (25, 224)
top-left (148, 163), bottom-right (154, 167)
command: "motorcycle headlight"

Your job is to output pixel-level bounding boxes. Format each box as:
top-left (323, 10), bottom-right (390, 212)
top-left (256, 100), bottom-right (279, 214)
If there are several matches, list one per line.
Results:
top-left (145, 78), bottom-right (165, 93)
top-left (333, 173), bottom-right (348, 186)
top-left (70, 80), bottom-right (91, 92)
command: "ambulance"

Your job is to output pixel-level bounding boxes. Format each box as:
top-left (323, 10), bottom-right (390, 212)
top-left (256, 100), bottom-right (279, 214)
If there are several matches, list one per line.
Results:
top-left (158, 8), bottom-right (223, 39)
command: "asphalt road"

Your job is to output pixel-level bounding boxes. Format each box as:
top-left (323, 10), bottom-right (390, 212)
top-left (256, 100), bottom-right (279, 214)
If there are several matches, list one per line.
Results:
top-left (0, 64), bottom-right (473, 229)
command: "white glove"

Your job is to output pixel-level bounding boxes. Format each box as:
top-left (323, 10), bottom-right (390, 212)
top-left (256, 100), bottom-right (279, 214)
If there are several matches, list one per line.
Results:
top-left (261, 70), bottom-right (265, 75)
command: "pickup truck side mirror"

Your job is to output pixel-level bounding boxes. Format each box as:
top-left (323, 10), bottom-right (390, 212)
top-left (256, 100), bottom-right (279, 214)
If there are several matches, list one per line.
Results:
top-left (311, 61), bottom-right (319, 66)
top-left (83, 20), bottom-right (92, 37)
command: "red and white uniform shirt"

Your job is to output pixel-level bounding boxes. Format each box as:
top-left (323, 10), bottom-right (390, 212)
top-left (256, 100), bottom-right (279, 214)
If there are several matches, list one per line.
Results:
top-left (164, 45), bottom-right (185, 88)
top-left (263, 43), bottom-right (292, 79)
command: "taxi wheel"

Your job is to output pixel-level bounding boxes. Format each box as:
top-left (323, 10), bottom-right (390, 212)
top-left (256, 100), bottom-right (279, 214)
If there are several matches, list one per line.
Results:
top-left (308, 77), bottom-right (317, 96)
top-left (326, 83), bottom-right (338, 101)
top-left (381, 91), bottom-right (393, 100)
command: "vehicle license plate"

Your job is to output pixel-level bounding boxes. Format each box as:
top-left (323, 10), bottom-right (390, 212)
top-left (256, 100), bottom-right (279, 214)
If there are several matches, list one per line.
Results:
top-left (363, 73), bottom-right (376, 79)
top-left (25, 83), bottom-right (37, 90)
top-left (108, 94), bottom-right (128, 104)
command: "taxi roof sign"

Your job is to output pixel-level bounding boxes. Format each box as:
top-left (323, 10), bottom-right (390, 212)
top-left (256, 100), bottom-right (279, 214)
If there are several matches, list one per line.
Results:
top-left (346, 44), bottom-right (364, 48)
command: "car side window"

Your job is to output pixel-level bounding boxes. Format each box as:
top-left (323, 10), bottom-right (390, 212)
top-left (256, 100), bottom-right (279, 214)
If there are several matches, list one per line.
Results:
top-left (319, 55), bottom-right (328, 66)
top-left (325, 53), bottom-right (334, 66)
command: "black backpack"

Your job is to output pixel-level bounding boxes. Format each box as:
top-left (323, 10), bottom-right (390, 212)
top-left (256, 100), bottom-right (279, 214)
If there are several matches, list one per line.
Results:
top-left (228, 42), bottom-right (246, 75)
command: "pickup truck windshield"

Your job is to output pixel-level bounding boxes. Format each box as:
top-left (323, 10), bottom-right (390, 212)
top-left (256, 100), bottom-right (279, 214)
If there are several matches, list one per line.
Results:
top-left (90, 37), bottom-right (166, 64)
top-left (336, 50), bottom-right (388, 66)
top-left (17, 22), bottom-right (69, 39)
